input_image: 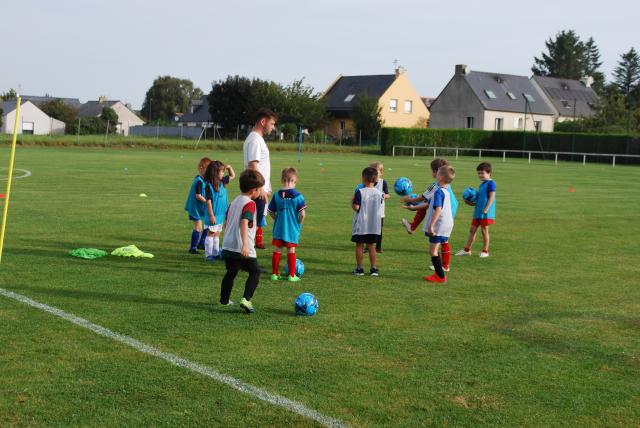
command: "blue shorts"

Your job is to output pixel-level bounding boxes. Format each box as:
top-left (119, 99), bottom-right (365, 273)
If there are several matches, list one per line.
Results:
top-left (425, 234), bottom-right (449, 244)
top-left (189, 215), bottom-right (203, 222)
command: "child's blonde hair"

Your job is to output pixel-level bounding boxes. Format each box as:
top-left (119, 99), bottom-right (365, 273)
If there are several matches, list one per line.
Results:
top-left (437, 165), bottom-right (456, 184)
top-left (369, 161), bottom-right (384, 174)
top-left (281, 167), bottom-right (298, 183)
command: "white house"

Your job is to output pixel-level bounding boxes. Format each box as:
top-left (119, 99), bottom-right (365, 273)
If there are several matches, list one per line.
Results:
top-left (1, 100), bottom-right (65, 135)
top-left (77, 98), bottom-right (143, 136)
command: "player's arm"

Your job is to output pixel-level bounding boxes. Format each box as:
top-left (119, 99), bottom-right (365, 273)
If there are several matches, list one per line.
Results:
top-left (427, 207), bottom-right (442, 236)
top-left (206, 200), bottom-right (216, 225)
top-left (298, 208), bottom-right (306, 224)
top-left (403, 201), bottom-right (429, 211)
top-left (351, 190), bottom-right (361, 212)
top-left (195, 182), bottom-right (206, 203)
top-left (401, 195), bottom-right (422, 204)
top-left (267, 196), bottom-right (277, 220)
top-left (226, 164), bottom-right (236, 180)
top-left (483, 191), bottom-right (496, 214)
top-left (240, 219), bottom-right (250, 257)
top-left (382, 180), bottom-right (391, 200)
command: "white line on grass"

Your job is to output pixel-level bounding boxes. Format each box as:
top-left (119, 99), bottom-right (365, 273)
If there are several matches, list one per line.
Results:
top-left (0, 168), bottom-right (32, 180)
top-left (0, 287), bottom-right (349, 428)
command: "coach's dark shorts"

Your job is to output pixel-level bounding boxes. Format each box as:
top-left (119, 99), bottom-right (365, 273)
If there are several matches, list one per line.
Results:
top-left (351, 234), bottom-right (379, 244)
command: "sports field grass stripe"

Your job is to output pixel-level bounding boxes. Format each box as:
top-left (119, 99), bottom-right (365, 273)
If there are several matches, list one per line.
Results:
top-left (0, 168), bottom-right (32, 180)
top-left (0, 287), bottom-right (350, 428)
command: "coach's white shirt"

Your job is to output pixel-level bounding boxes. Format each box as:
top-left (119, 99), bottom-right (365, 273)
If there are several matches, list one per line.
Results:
top-left (243, 131), bottom-right (272, 193)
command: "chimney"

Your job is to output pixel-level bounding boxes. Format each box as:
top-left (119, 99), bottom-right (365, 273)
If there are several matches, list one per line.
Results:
top-left (98, 95), bottom-right (108, 103)
top-left (580, 76), bottom-right (594, 88)
top-left (395, 66), bottom-right (406, 76)
top-left (455, 64), bottom-right (469, 76)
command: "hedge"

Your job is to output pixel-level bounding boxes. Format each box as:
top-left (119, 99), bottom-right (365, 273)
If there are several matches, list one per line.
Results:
top-left (381, 128), bottom-right (640, 158)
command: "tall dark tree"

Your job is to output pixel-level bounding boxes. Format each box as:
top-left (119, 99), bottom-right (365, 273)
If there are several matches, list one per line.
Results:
top-left (613, 47), bottom-right (640, 107)
top-left (584, 37), bottom-right (605, 94)
top-left (533, 30), bottom-right (586, 79)
top-left (208, 75), bottom-right (254, 134)
top-left (351, 93), bottom-right (383, 139)
top-left (141, 76), bottom-right (202, 123)
top-left (1, 89), bottom-right (17, 101)
top-left (40, 99), bottom-right (78, 129)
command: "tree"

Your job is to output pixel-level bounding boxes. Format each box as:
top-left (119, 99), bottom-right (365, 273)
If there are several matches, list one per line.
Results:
top-left (279, 79), bottom-right (327, 131)
top-left (533, 30), bottom-right (587, 79)
top-left (613, 47), bottom-right (640, 107)
top-left (351, 93), bottom-right (383, 140)
top-left (1, 89), bottom-right (17, 101)
top-left (40, 99), bottom-right (78, 130)
top-left (208, 75), bottom-right (254, 135)
top-left (584, 37), bottom-right (606, 94)
top-left (100, 107), bottom-right (119, 133)
top-left (141, 76), bottom-right (203, 123)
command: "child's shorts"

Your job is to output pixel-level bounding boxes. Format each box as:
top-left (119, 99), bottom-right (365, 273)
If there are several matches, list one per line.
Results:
top-left (472, 218), bottom-right (495, 227)
top-left (272, 239), bottom-right (298, 248)
top-left (425, 234), bottom-right (449, 244)
top-left (207, 224), bottom-right (223, 233)
top-left (351, 234), bottom-right (379, 244)
top-left (189, 215), bottom-right (202, 222)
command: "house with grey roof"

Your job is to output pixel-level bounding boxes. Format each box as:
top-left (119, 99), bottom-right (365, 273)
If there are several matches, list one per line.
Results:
top-left (22, 95), bottom-right (82, 109)
top-left (530, 75), bottom-right (599, 123)
top-left (176, 96), bottom-right (213, 128)
top-left (77, 97), bottom-right (143, 136)
top-left (2, 100), bottom-right (65, 135)
top-left (429, 65), bottom-right (556, 132)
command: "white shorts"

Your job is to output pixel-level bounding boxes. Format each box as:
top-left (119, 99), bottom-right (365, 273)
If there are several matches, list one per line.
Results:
top-left (206, 224), bottom-right (223, 233)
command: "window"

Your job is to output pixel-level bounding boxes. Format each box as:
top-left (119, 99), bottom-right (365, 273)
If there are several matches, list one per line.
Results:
top-left (506, 92), bottom-right (517, 100)
top-left (515, 117), bottom-right (524, 129)
top-left (561, 100), bottom-right (572, 109)
top-left (523, 94), bottom-right (536, 103)
top-left (484, 90), bottom-right (497, 99)
top-left (339, 121), bottom-right (345, 130)
top-left (534, 121), bottom-right (542, 132)
top-left (344, 94), bottom-right (355, 103)
top-left (465, 117), bottom-right (474, 129)
top-left (495, 118), bottom-right (503, 130)
top-left (22, 122), bottom-right (34, 135)
top-left (389, 99), bottom-right (398, 112)
top-left (404, 100), bottom-right (413, 113)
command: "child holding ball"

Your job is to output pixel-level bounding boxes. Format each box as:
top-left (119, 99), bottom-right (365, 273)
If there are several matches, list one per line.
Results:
top-left (184, 157), bottom-right (211, 253)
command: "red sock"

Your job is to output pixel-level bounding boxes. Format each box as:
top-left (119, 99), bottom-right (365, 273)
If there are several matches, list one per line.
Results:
top-left (256, 227), bottom-right (263, 246)
top-left (464, 247), bottom-right (471, 252)
top-left (410, 208), bottom-right (426, 231)
top-left (441, 242), bottom-right (451, 268)
top-left (287, 253), bottom-right (297, 277)
top-left (271, 252), bottom-right (281, 275)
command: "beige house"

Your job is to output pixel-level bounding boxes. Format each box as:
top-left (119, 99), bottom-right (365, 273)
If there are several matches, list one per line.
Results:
top-left (429, 65), bottom-right (556, 132)
top-left (530, 75), bottom-right (599, 123)
top-left (78, 98), bottom-right (144, 136)
top-left (322, 68), bottom-right (429, 138)
top-left (2, 100), bottom-right (65, 135)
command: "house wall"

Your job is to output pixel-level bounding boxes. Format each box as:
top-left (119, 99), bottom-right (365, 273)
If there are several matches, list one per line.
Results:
top-left (483, 110), bottom-right (554, 132)
top-left (2, 101), bottom-right (62, 135)
top-left (378, 72), bottom-right (429, 128)
top-left (327, 118), bottom-right (355, 138)
top-left (110, 102), bottom-right (144, 136)
top-left (429, 75), bottom-right (486, 129)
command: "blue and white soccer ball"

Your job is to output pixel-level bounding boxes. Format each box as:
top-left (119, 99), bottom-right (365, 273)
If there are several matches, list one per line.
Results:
top-left (463, 187), bottom-right (478, 204)
top-left (393, 177), bottom-right (413, 196)
top-left (284, 259), bottom-right (305, 277)
top-left (406, 193), bottom-right (420, 206)
top-left (294, 292), bottom-right (318, 316)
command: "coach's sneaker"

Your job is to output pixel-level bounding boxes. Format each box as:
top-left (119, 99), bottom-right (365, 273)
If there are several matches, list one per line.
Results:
top-left (240, 298), bottom-right (256, 313)
top-left (429, 265), bottom-right (450, 272)
top-left (423, 274), bottom-right (447, 284)
top-left (352, 267), bottom-right (365, 276)
top-left (455, 249), bottom-right (471, 256)
top-left (401, 218), bottom-right (414, 234)
top-left (479, 251), bottom-right (490, 258)
top-left (370, 267), bottom-right (380, 277)
top-left (287, 275), bottom-right (301, 283)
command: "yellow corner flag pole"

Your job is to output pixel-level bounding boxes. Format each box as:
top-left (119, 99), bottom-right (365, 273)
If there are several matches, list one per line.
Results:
top-left (0, 95), bottom-right (22, 263)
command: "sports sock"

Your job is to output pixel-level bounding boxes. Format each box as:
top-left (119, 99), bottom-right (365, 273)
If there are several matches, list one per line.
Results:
top-left (464, 247), bottom-right (471, 253)
top-left (272, 252), bottom-right (281, 275)
top-left (190, 230), bottom-right (200, 250)
top-left (212, 236), bottom-right (220, 256)
top-left (410, 208), bottom-right (426, 231)
top-left (441, 242), bottom-right (451, 268)
top-left (431, 256), bottom-right (445, 279)
top-left (205, 236), bottom-right (214, 257)
top-left (256, 227), bottom-right (264, 247)
top-left (287, 253), bottom-right (297, 277)
top-left (198, 229), bottom-right (207, 247)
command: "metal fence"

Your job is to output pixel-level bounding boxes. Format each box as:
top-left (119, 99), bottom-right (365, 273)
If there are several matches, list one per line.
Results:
top-left (392, 145), bottom-right (640, 167)
top-left (129, 125), bottom-right (207, 139)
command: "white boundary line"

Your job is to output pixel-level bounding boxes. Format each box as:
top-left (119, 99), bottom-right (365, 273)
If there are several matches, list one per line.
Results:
top-left (0, 168), bottom-right (32, 180)
top-left (0, 287), bottom-right (349, 428)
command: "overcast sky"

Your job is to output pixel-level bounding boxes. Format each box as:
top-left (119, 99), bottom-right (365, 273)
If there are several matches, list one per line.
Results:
top-left (2, 0), bottom-right (638, 109)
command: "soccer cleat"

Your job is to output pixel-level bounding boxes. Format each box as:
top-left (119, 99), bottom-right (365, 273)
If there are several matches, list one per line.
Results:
top-left (423, 274), bottom-right (447, 284)
top-left (429, 265), bottom-right (450, 272)
top-left (270, 274), bottom-right (282, 281)
top-left (197, 243), bottom-right (205, 250)
top-left (455, 249), bottom-right (471, 256)
top-left (240, 298), bottom-right (255, 313)
top-left (205, 256), bottom-right (218, 262)
top-left (376, 248), bottom-right (384, 254)
top-left (220, 300), bottom-right (236, 307)
top-left (188, 248), bottom-right (199, 254)
top-left (370, 268), bottom-right (380, 277)
top-left (255, 243), bottom-right (266, 250)
top-left (479, 251), bottom-right (490, 258)
top-left (352, 267), bottom-right (365, 276)
top-left (287, 275), bottom-right (301, 282)
top-left (401, 218), bottom-right (414, 234)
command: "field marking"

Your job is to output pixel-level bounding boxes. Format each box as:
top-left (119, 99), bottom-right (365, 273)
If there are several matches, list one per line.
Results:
top-left (0, 168), bottom-right (32, 180)
top-left (0, 287), bottom-right (349, 428)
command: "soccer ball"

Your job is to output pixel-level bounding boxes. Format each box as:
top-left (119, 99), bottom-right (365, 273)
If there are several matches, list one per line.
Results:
top-left (393, 177), bottom-right (413, 196)
top-left (406, 193), bottom-right (420, 206)
top-left (284, 259), bottom-right (304, 277)
top-left (294, 292), bottom-right (318, 316)
top-left (463, 187), bottom-right (478, 204)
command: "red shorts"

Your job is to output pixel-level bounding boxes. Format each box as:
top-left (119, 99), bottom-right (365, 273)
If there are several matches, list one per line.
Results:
top-left (471, 219), bottom-right (495, 227)
top-left (272, 239), bottom-right (298, 248)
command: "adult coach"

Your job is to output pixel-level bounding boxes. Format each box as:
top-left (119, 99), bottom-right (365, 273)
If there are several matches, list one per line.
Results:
top-left (243, 108), bottom-right (277, 249)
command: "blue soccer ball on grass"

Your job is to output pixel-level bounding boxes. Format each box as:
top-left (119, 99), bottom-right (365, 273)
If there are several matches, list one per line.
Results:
top-left (294, 292), bottom-right (318, 316)
top-left (463, 187), bottom-right (478, 204)
top-left (393, 177), bottom-right (413, 196)
top-left (284, 259), bottom-right (305, 277)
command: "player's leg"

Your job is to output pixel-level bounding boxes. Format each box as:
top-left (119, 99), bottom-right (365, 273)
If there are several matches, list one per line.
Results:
top-left (367, 242), bottom-right (378, 276)
top-left (354, 243), bottom-right (365, 275)
top-left (376, 219), bottom-right (384, 253)
top-left (480, 225), bottom-right (490, 257)
top-left (205, 228), bottom-right (215, 259)
top-left (197, 220), bottom-right (207, 250)
top-left (286, 246), bottom-right (297, 278)
top-left (441, 240), bottom-right (451, 271)
top-left (271, 243), bottom-right (283, 279)
top-left (254, 197), bottom-right (266, 249)
top-left (220, 258), bottom-right (240, 304)
top-left (425, 242), bottom-right (446, 283)
top-left (411, 208), bottom-right (427, 231)
top-left (240, 258), bottom-right (261, 313)
top-left (456, 223), bottom-right (478, 255)
top-left (190, 219), bottom-right (202, 253)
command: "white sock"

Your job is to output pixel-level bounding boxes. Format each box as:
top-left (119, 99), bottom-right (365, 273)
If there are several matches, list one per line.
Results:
top-left (205, 236), bottom-right (214, 257)
top-left (213, 236), bottom-right (220, 256)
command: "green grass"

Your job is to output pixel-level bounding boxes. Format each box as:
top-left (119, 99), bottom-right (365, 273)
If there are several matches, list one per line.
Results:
top-left (1, 146), bottom-right (639, 427)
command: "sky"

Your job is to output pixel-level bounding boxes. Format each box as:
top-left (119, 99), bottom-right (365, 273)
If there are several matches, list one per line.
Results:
top-left (1, 0), bottom-right (639, 110)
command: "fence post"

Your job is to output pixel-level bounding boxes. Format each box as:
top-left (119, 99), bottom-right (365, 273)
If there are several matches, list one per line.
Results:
top-left (156, 124), bottom-right (159, 140)
top-left (433, 148), bottom-right (436, 158)
top-left (555, 153), bottom-right (558, 165)
top-left (503, 151), bottom-right (506, 162)
top-left (77, 117), bottom-right (80, 144)
top-left (412, 147), bottom-right (415, 158)
top-left (583, 154), bottom-right (586, 166)
top-left (479, 149), bottom-right (482, 160)
top-left (613, 155), bottom-right (616, 168)
top-left (455, 148), bottom-right (459, 160)
top-left (392, 146), bottom-right (395, 157)
top-left (528, 152), bottom-right (531, 164)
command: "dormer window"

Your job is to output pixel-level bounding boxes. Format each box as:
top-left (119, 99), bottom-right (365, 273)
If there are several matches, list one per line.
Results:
top-left (344, 94), bottom-right (355, 102)
top-left (524, 94), bottom-right (535, 103)
top-left (506, 92), bottom-right (516, 100)
top-left (484, 90), bottom-right (497, 99)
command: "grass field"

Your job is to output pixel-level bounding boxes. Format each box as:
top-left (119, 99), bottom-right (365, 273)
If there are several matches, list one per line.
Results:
top-left (1, 146), bottom-right (639, 427)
